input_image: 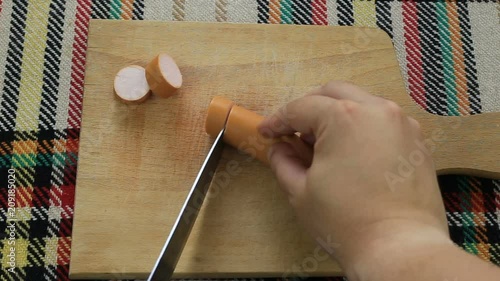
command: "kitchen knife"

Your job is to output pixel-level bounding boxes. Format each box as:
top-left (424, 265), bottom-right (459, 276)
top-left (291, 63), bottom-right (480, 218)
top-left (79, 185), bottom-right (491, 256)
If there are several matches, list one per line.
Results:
top-left (148, 129), bottom-right (225, 281)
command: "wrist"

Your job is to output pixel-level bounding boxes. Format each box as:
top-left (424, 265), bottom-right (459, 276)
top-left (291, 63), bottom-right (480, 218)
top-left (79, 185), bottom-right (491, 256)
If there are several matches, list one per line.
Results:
top-left (342, 222), bottom-right (452, 281)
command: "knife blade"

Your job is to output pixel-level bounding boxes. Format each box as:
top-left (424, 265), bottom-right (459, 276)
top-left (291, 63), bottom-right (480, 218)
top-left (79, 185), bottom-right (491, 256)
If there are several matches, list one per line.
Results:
top-left (148, 129), bottom-right (226, 281)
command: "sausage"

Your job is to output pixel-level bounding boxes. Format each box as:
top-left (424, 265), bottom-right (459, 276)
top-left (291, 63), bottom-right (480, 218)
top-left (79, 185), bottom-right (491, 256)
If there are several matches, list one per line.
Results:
top-left (113, 65), bottom-right (151, 104)
top-left (205, 96), bottom-right (312, 165)
top-left (145, 53), bottom-right (183, 98)
top-left (224, 104), bottom-right (272, 163)
top-left (205, 96), bottom-right (235, 138)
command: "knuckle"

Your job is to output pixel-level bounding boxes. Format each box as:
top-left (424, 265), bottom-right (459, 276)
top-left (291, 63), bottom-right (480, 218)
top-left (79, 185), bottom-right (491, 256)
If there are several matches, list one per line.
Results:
top-left (383, 100), bottom-right (403, 116)
top-left (331, 100), bottom-right (360, 124)
top-left (338, 100), bottom-right (360, 115)
top-left (408, 117), bottom-right (421, 130)
top-left (323, 80), bottom-right (353, 92)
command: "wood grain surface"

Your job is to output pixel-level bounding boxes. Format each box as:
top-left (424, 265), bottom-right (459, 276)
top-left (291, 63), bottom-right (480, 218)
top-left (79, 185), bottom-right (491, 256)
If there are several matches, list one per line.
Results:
top-left (70, 20), bottom-right (500, 279)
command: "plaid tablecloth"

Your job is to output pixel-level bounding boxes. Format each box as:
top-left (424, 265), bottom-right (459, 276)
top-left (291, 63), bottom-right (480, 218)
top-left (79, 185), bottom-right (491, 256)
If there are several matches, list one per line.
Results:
top-left (0, 0), bottom-right (499, 280)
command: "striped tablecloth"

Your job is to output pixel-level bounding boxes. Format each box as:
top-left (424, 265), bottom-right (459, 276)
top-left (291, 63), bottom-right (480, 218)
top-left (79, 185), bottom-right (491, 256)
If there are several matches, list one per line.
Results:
top-left (0, 1), bottom-right (499, 280)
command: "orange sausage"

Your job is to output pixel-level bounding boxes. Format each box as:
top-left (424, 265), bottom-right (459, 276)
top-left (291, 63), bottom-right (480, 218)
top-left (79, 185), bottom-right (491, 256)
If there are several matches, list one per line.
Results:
top-left (113, 65), bottom-right (151, 104)
top-left (205, 96), bottom-right (312, 165)
top-left (145, 53), bottom-right (182, 98)
top-left (205, 96), bottom-right (235, 138)
top-left (224, 105), bottom-right (273, 163)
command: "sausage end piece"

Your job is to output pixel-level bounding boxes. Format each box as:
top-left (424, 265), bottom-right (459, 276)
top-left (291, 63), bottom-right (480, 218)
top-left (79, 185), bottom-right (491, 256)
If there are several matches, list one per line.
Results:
top-left (205, 96), bottom-right (235, 137)
top-left (145, 53), bottom-right (183, 98)
top-left (114, 65), bottom-right (151, 104)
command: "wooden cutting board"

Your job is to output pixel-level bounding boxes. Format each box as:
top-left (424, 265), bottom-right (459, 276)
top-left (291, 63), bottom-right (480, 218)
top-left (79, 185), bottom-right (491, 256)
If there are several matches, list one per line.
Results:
top-left (70, 20), bottom-right (500, 279)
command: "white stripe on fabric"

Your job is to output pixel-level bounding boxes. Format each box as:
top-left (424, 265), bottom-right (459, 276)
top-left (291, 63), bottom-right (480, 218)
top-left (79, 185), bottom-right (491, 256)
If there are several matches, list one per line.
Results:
top-left (144, 0), bottom-right (173, 21)
top-left (227, 0), bottom-right (258, 23)
top-left (0, 1), bottom-right (14, 112)
top-left (54, 0), bottom-right (78, 130)
top-left (326, 0), bottom-right (338, 26)
top-left (469, 3), bottom-right (500, 113)
top-left (185, 0), bottom-right (216, 21)
top-left (390, 1), bottom-right (409, 95)
top-left (494, 180), bottom-right (500, 227)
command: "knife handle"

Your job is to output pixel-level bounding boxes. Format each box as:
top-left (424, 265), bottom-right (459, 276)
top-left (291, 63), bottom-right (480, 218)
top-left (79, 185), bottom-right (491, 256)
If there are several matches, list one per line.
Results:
top-left (205, 96), bottom-right (311, 165)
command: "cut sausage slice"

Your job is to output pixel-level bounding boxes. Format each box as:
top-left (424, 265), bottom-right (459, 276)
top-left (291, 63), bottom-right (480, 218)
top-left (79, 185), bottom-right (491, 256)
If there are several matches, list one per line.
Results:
top-left (205, 96), bottom-right (235, 138)
top-left (114, 65), bottom-right (151, 104)
top-left (145, 53), bottom-right (183, 98)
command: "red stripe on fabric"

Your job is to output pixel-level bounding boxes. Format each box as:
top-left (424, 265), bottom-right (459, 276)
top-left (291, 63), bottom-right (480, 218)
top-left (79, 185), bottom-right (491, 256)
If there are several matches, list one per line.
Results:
top-left (67, 0), bottom-right (91, 129)
top-left (0, 191), bottom-right (7, 207)
top-left (57, 264), bottom-right (70, 280)
top-left (60, 185), bottom-right (75, 206)
top-left (0, 0), bottom-right (3, 15)
top-left (471, 191), bottom-right (486, 213)
top-left (62, 205), bottom-right (73, 219)
top-left (495, 182), bottom-right (500, 211)
top-left (403, 1), bottom-right (426, 109)
top-left (469, 178), bottom-right (489, 260)
top-left (63, 0), bottom-right (90, 275)
top-left (49, 184), bottom-right (63, 206)
top-left (59, 218), bottom-right (73, 237)
top-left (64, 132), bottom-right (78, 187)
top-left (312, 0), bottom-right (327, 25)
top-left (444, 192), bottom-right (461, 212)
top-left (33, 186), bottom-right (51, 206)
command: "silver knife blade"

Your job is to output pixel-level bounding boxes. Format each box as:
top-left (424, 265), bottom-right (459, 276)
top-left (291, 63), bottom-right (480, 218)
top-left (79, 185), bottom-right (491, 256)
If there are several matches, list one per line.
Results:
top-left (148, 129), bottom-right (225, 281)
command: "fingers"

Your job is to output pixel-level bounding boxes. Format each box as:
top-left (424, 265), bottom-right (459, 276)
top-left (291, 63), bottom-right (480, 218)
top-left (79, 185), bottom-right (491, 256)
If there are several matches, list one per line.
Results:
top-left (268, 142), bottom-right (307, 196)
top-left (258, 95), bottom-right (334, 138)
top-left (308, 81), bottom-right (382, 104)
top-left (259, 80), bottom-right (404, 140)
top-left (300, 133), bottom-right (316, 146)
top-left (408, 117), bottom-right (421, 130)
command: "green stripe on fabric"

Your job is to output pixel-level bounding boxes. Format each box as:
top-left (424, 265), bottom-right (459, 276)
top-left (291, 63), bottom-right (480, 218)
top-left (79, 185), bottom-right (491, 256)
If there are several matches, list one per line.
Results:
top-left (458, 176), bottom-right (477, 255)
top-left (36, 152), bottom-right (51, 166)
top-left (11, 153), bottom-right (36, 168)
top-left (67, 152), bottom-right (78, 165)
top-left (437, 1), bottom-right (458, 116)
top-left (53, 152), bottom-right (68, 166)
top-left (280, 0), bottom-right (293, 24)
top-left (463, 242), bottom-right (479, 255)
top-left (109, 0), bottom-right (122, 19)
top-left (7, 152), bottom-right (68, 168)
top-left (36, 152), bottom-right (66, 167)
top-left (0, 155), bottom-right (12, 168)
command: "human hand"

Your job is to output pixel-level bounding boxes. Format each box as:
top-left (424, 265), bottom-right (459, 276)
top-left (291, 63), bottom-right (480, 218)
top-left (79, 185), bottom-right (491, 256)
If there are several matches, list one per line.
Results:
top-left (258, 81), bottom-right (450, 278)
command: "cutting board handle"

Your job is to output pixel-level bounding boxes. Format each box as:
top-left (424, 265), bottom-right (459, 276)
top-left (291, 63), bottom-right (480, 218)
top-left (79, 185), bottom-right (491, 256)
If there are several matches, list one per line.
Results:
top-left (418, 112), bottom-right (500, 178)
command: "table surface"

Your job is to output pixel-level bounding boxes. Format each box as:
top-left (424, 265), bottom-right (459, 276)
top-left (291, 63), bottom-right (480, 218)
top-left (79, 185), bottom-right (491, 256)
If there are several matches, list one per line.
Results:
top-left (0, 2), bottom-right (498, 280)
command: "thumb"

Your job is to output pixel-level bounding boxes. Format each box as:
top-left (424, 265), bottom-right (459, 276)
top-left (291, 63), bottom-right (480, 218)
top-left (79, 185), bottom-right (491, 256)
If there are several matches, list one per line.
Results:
top-left (268, 142), bottom-right (307, 197)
